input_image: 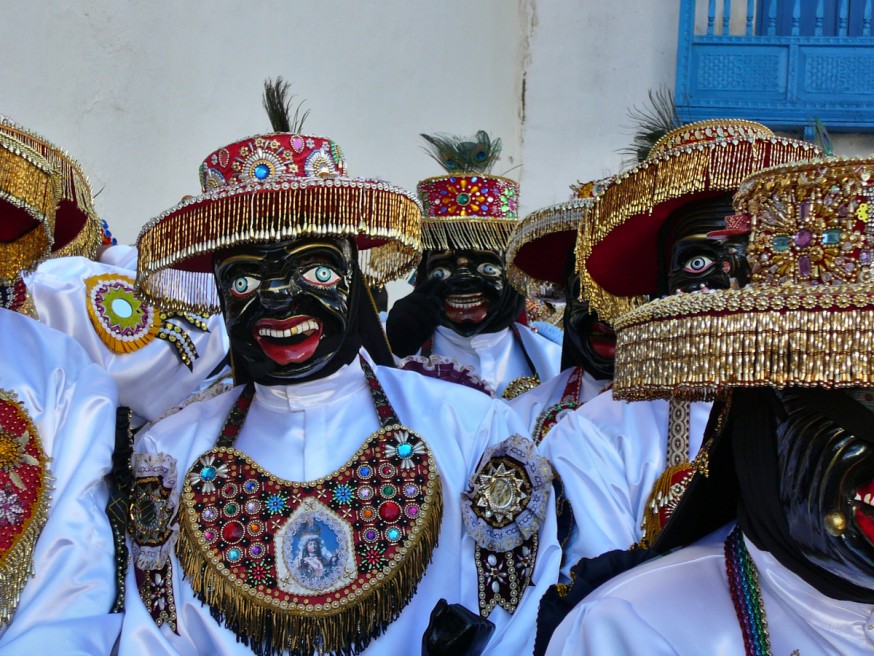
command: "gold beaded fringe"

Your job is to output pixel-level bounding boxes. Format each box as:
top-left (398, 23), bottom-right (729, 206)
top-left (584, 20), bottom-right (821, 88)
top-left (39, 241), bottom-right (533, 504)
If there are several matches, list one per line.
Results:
top-left (422, 217), bottom-right (516, 253)
top-left (612, 288), bottom-right (874, 401)
top-left (0, 136), bottom-right (58, 277)
top-left (176, 462), bottom-right (443, 656)
top-left (137, 182), bottom-right (422, 314)
top-left (0, 118), bottom-right (102, 260)
top-left (576, 137), bottom-right (822, 323)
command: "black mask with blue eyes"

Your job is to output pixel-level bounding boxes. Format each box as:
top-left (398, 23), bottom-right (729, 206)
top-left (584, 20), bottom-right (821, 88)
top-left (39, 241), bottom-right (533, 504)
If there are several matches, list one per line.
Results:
top-left (421, 248), bottom-right (524, 337)
top-left (658, 195), bottom-right (751, 296)
top-left (214, 237), bottom-right (358, 385)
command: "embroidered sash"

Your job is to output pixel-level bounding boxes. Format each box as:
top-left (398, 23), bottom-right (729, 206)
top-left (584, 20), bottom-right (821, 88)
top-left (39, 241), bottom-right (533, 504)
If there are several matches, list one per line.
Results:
top-left (177, 358), bottom-right (442, 656)
top-left (532, 366), bottom-right (585, 444)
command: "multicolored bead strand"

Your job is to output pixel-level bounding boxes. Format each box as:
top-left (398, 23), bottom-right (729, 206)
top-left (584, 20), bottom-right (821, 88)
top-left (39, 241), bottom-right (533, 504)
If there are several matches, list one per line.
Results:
top-left (724, 526), bottom-right (772, 656)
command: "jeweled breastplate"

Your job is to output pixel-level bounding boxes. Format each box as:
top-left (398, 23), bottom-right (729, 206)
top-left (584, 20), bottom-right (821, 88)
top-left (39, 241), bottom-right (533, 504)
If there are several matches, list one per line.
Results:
top-left (176, 358), bottom-right (442, 656)
top-left (0, 389), bottom-right (51, 627)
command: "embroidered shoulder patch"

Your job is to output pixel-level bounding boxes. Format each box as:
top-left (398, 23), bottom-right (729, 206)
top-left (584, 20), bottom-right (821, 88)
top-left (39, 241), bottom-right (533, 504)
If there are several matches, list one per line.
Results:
top-left (130, 452), bottom-right (179, 631)
top-left (85, 274), bottom-right (161, 353)
top-left (0, 389), bottom-right (51, 627)
top-left (462, 434), bottom-right (553, 616)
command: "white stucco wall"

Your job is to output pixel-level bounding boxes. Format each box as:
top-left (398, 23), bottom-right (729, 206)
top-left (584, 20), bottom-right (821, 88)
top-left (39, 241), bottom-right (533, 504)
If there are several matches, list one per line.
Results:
top-left (3, 1), bottom-right (873, 304)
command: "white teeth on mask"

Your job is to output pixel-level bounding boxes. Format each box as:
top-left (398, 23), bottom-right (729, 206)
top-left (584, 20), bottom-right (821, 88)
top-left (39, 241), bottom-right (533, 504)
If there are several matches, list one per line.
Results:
top-left (853, 492), bottom-right (874, 507)
top-left (259, 320), bottom-right (319, 338)
top-left (445, 294), bottom-right (485, 309)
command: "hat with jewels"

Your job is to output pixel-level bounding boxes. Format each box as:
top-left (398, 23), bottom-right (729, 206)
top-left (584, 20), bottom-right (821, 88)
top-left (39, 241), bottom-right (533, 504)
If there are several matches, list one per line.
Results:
top-left (505, 177), bottom-right (612, 301)
top-left (136, 88), bottom-right (422, 315)
top-left (416, 130), bottom-right (519, 253)
top-left (577, 119), bottom-right (822, 323)
top-left (612, 157), bottom-right (874, 402)
top-left (0, 132), bottom-right (59, 279)
top-left (0, 116), bottom-right (103, 261)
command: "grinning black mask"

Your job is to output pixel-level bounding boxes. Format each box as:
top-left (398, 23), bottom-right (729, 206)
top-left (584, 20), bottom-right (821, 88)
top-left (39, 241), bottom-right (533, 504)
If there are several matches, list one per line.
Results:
top-left (420, 247), bottom-right (524, 337)
top-left (561, 252), bottom-right (614, 379)
top-left (775, 389), bottom-right (874, 592)
top-left (214, 237), bottom-right (359, 385)
top-left (658, 195), bottom-right (751, 296)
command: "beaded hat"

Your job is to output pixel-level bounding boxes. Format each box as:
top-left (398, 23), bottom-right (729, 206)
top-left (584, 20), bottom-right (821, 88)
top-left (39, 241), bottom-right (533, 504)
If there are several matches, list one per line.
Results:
top-left (612, 157), bottom-right (874, 402)
top-left (0, 132), bottom-right (58, 279)
top-left (0, 116), bottom-right (103, 260)
top-left (505, 178), bottom-right (612, 301)
top-left (136, 132), bottom-right (422, 314)
top-left (416, 131), bottom-right (519, 253)
top-left (576, 119), bottom-right (822, 323)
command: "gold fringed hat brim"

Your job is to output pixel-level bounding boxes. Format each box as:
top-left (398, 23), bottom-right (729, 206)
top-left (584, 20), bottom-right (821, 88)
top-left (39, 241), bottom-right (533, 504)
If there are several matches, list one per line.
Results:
top-left (577, 133), bottom-right (822, 323)
top-left (506, 198), bottom-right (596, 297)
top-left (422, 216), bottom-right (516, 253)
top-left (0, 135), bottom-right (57, 278)
top-left (137, 178), bottom-right (422, 314)
top-left (0, 117), bottom-right (102, 260)
top-left (612, 283), bottom-right (874, 402)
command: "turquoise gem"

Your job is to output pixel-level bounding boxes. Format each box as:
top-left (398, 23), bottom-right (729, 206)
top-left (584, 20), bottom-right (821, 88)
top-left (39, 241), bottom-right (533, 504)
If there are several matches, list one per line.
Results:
top-left (772, 235), bottom-right (791, 252)
top-left (254, 163), bottom-right (270, 179)
top-left (822, 229), bottom-right (842, 245)
top-left (386, 528), bottom-right (401, 541)
top-left (457, 193), bottom-right (470, 206)
top-left (397, 443), bottom-right (413, 458)
top-left (227, 548), bottom-right (242, 562)
top-left (200, 466), bottom-right (217, 482)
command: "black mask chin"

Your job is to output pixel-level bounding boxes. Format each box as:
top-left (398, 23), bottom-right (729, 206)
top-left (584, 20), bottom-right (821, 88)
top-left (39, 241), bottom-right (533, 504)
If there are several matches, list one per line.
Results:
top-left (776, 389), bottom-right (874, 590)
top-left (214, 237), bottom-right (360, 385)
top-left (561, 257), bottom-right (615, 379)
top-left (420, 248), bottom-right (523, 337)
top-left (658, 195), bottom-right (751, 296)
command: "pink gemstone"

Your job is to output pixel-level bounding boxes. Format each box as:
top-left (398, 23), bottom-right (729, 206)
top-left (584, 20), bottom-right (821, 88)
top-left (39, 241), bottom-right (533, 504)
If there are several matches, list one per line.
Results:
top-left (800, 200), bottom-right (812, 222)
top-left (794, 229), bottom-right (813, 247)
top-left (203, 530), bottom-right (215, 541)
top-left (798, 255), bottom-right (812, 277)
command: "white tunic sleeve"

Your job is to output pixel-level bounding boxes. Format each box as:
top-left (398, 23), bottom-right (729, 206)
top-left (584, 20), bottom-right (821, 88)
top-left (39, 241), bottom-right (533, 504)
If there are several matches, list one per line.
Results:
top-left (0, 310), bottom-right (122, 655)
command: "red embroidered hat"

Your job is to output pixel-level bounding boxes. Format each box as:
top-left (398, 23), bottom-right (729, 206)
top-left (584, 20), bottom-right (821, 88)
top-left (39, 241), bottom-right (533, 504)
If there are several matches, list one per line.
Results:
top-left (576, 119), bottom-right (822, 322)
top-left (612, 157), bottom-right (874, 401)
top-left (505, 177), bottom-right (612, 301)
top-left (137, 132), bottom-right (422, 314)
top-left (0, 132), bottom-right (58, 279)
top-left (0, 116), bottom-right (103, 261)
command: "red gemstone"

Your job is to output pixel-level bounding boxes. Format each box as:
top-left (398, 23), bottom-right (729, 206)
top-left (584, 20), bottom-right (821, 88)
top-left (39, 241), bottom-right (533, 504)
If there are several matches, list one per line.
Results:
top-left (379, 501), bottom-right (401, 522)
top-left (222, 521), bottom-right (245, 543)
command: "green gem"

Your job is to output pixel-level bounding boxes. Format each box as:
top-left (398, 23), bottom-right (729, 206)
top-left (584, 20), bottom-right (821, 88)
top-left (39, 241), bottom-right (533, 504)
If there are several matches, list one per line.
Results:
top-left (822, 229), bottom-right (842, 245)
top-left (456, 193), bottom-right (470, 206)
top-left (382, 485), bottom-right (395, 497)
top-left (772, 235), bottom-right (791, 252)
top-left (225, 502), bottom-right (238, 515)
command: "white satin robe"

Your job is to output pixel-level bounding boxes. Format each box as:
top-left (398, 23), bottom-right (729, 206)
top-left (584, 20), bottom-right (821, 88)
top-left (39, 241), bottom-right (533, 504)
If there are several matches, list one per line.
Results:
top-left (547, 523), bottom-right (874, 655)
top-left (509, 366), bottom-right (610, 438)
top-left (118, 354), bottom-right (562, 655)
top-left (0, 309), bottom-right (121, 654)
top-left (430, 322), bottom-right (561, 398)
top-left (540, 390), bottom-right (711, 570)
top-left (29, 253), bottom-right (229, 425)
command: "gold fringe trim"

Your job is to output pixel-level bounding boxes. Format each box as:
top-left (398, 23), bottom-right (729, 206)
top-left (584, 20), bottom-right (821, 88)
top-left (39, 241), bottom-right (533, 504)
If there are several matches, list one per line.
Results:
top-left (612, 284), bottom-right (874, 401)
top-left (0, 118), bottom-right (102, 260)
top-left (506, 198), bottom-right (596, 295)
top-left (137, 180), bottom-right (422, 314)
top-left (422, 217), bottom-right (516, 253)
top-left (576, 136), bottom-right (822, 322)
top-left (177, 442), bottom-right (443, 656)
top-left (638, 462), bottom-right (693, 549)
top-left (0, 391), bottom-right (53, 628)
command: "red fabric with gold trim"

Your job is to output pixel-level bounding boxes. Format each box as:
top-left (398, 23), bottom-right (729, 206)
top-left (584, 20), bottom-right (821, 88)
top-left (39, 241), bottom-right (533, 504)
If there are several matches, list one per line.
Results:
top-left (418, 175), bottom-right (518, 218)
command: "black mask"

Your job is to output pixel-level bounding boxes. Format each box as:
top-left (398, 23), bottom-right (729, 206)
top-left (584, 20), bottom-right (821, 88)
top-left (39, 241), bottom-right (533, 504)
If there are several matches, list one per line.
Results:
top-left (659, 195), bottom-right (751, 296)
top-left (562, 266), bottom-right (614, 379)
top-left (214, 237), bottom-right (355, 385)
top-left (422, 248), bottom-right (523, 337)
top-left (776, 389), bottom-right (874, 590)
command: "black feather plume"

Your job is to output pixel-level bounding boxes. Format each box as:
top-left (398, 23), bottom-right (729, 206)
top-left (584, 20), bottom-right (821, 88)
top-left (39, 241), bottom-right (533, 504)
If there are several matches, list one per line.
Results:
top-left (420, 130), bottom-right (502, 174)
top-left (619, 88), bottom-right (681, 166)
top-left (263, 77), bottom-right (311, 133)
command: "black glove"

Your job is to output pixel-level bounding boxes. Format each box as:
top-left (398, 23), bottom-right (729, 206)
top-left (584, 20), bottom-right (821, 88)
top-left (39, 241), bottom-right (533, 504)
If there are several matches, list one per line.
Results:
top-left (422, 598), bottom-right (495, 656)
top-left (386, 278), bottom-right (444, 357)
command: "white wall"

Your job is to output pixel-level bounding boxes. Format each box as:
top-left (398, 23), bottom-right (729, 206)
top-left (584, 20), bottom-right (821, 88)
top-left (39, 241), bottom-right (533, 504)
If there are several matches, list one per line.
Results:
top-left (3, 1), bottom-right (872, 304)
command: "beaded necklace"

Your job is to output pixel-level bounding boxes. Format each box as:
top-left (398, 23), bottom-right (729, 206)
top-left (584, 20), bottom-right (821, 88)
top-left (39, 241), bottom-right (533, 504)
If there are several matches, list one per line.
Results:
top-left (724, 525), bottom-right (772, 656)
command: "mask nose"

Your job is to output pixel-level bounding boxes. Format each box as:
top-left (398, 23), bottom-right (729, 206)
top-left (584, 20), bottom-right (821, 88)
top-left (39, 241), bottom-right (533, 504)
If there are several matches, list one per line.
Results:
top-left (259, 277), bottom-right (297, 310)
